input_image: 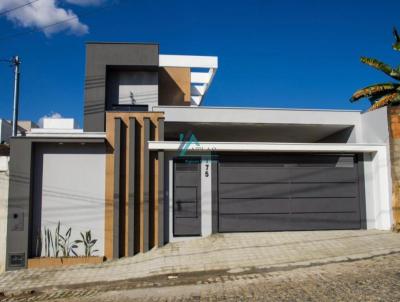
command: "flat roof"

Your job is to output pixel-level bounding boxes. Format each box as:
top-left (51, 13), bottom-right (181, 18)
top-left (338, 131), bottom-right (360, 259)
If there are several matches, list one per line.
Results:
top-left (154, 105), bottom-right (362, 113)
top-left (153, 106), bottom-right (363, 126)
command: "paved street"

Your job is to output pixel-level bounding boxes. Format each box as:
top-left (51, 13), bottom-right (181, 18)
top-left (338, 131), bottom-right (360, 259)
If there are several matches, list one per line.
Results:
top-left (2, 252), bottom-right (400, 301)
top-left (57, 252), bottom-right (400, 302)
top-left (1, 230), bottom-right (400, 301)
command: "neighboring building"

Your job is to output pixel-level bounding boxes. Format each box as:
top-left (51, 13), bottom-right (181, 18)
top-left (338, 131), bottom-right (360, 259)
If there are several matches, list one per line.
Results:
top-left (4, 42), bottom-right (394, 271)
top-left (0, 153), bottom-right (9, 272)
top-left (0, 119), bottom-right (38, 144)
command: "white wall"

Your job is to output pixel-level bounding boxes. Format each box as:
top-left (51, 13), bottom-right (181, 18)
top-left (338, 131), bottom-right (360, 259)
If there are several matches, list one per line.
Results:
top-left (361, 107), bottom-right (390, 144)
top-left (0, 120), bottom-right (12, 144)
top-left (33, 144), bottom-right (105, 257)
top-left (0, 156), bottom-right (9, 272)
top-left (107, 70), bottom-right (158, 109)
top-left (360, 108), bottom-right (392, 229)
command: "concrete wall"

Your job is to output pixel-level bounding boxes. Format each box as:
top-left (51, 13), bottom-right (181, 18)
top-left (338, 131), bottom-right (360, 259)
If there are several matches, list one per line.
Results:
top-left (31, 144), bottom-right (106, 257)
top-left (360, 107), bottom-right (392, 229)
top-left (154, 106), bottom-right (363, 125)
top-left (0, 120), bottom-right (12, 144)
top-left (155, 106), bottom-right (366, 143)
top-left (0, 156), bottom-right (9, 272)
top-left (84, 43), bottom-right (159, 132)
top-left (361, 107), bottom-right (390, 144)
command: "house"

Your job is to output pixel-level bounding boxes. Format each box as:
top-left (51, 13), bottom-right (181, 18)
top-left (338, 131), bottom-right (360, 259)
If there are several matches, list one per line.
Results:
top-left (0, 119), bottom-right (38, 144)
top-left (4, 42), bottom-right (395, 271)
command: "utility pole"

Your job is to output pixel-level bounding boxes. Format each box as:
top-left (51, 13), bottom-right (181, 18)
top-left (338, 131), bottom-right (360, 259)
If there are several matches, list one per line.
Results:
top-left (11, 56), bottom-right (21, 137)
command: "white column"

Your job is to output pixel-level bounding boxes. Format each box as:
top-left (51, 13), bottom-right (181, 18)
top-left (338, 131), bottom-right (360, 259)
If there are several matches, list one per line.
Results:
top-left (364, 147), bottom-right (392, 230)
top-left (201, 156), bottom-right (212, 237)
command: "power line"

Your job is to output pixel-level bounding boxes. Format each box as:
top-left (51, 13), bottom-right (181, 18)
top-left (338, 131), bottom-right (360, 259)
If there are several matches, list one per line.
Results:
top-left (0, 0), bottom-right (122, 41)
top-left (0, 0), bottom-right (40, 17)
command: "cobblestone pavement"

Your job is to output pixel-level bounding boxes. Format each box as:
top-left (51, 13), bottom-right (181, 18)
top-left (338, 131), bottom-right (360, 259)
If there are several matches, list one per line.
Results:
top-left (1, 230), bottom-right (400, 299)
top-left (3, 252), bottom-right (400, 301)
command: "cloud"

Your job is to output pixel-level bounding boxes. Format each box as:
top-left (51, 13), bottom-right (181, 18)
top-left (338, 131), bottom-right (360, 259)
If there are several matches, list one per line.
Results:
top-left (0, 0), bottom-right (90, 36)
top-left (65, 0), bottom-right (106, 6)
top-left (38, 112), bottom-right (63, 128)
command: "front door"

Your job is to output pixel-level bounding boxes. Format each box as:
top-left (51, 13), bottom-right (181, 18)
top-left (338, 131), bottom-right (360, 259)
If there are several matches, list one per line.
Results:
top-left (173, 158), bottom-right (201, 236)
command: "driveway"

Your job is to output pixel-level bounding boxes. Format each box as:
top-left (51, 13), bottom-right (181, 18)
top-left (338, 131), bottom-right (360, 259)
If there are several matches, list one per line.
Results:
top-left (0, 230), bottom-right (400, 298)
top-left (54, 252), bottom-right (400, 302)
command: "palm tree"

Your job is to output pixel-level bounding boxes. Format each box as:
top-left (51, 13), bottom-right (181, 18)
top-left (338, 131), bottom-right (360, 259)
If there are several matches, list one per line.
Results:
top-left (350, 27), bottom-right (400, 111)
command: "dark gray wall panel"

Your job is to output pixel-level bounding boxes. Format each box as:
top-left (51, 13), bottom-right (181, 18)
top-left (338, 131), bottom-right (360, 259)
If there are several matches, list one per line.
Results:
top-left (84, 43), bottom-right (159, 131)
top-left (143, 118), bottom-right (150, 252)
top-left (113, 118), bottom-right (122, 258)
top-left (290, 183), bottom-right (358, 198)
top-left (289, 168), bottom-right (357, 183)
top-left (217, 153), bottom-right (364, 232)
top-left (174, 187), bottom-right (198, 200)
top-left (291, 198), bottom-right (359, 213)
top-left (6, 137), bottom-right (106, 271)
top-left (220, 183), bottom-right (291, 199)
top-left (219, 198), bottom-right (290, 214)
top-left (173, 159), bottom-right (201, 236)
top-left (174, 201), bottom-right (198, 218)
top-left (219, 214), bottom-right (292, 232)
top-left (127, 118), bottom-right (136, 256)
top-left (289, 213), bottom-right (361, 230)
top-left (357, 154), bottom-right (367, 229)
top-left (157, 118), bottom-right (164, 247)
top-left (211, 159), bottom-right (218, 234)
top-left (6, 139), bottom-right (32, 270)
top-left (219, 166), bottom-right (291, 183)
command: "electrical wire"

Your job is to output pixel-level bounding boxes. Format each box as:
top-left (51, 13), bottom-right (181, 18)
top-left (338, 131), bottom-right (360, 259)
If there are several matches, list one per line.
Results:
top-left (0, 0), bottom-right (40, 17)
top-left (0, 0), bottom-right (123, 41)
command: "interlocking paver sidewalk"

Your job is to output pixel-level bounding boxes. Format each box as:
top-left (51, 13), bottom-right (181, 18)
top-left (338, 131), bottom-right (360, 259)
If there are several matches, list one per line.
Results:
top-left (0, 230), bottom-right (399, 294)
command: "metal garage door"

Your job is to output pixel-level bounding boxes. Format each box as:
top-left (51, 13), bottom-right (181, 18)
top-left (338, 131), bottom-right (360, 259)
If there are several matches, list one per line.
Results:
top-left (218, 154), bottom-right (365, 232)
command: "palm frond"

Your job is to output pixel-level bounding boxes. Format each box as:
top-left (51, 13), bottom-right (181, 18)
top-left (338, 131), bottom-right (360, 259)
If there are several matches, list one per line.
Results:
top-left (393, 27), bottom-right (400, 51)
top-left (350, 83), bottom-right (399, 102)
top-left (369, 92), bottom-right (400, 111)
top-left (360, 57), bottom-right (400, 80)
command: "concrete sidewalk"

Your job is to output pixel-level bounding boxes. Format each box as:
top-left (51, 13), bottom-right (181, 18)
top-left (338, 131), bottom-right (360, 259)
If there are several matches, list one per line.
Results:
top-left (1, 230), bottom-right (400, 294)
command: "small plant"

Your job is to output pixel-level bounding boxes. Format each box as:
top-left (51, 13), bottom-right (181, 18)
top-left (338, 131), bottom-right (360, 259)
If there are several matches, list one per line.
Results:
top-left (54, 222), bottom-right (60, 257)
top-left (43, 227), bottom-right (54, 257)
top-left (75, 230), bottom-right (98, 256)
top-left (34, 228), bottom-right (42, 257)
top-left (41, 223), bottom-right (99, 258)
top-left (58, 227), bottom-right (78, 257)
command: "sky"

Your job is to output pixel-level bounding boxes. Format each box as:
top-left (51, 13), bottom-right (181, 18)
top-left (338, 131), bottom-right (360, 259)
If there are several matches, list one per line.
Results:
top-left (0, 0), bottom-right (400, 127)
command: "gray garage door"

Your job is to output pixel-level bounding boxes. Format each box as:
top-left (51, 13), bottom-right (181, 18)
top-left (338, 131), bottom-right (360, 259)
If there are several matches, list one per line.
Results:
top-left (218, 154), bottom-right (365, 232)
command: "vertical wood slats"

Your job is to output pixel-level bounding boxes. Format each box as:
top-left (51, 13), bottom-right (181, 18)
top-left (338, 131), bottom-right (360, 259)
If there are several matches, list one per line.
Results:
top-left (112, 118), bottom-right (122, 259)
top-left (142, 118), bottom-right (150, 252)
top-left (127, 118), bottom-right (136, 256)
top-left (157, 118), bottom-right (165, 247)
top-left (105, 112), bottom-right (164, 260)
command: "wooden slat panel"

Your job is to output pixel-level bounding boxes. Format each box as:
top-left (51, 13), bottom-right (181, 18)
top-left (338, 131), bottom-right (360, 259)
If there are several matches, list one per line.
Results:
top-left (104, 112), bottom-right (163, 259)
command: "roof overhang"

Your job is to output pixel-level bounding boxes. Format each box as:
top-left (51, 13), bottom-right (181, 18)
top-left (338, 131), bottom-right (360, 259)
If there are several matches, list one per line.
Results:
top-left (21, 132), bottom-right (106, 143)
top-left (148, 141), bottom-right (386, 154)
top-left (159, 54), bottom-right (218, 106)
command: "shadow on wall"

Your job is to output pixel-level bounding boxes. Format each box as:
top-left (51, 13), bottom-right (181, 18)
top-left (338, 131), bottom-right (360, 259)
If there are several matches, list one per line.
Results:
top-left (84, 75), bottom-right (107, 116)
top-left (158, 67), bottom-right (190, 106)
